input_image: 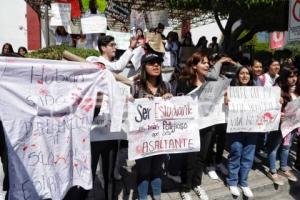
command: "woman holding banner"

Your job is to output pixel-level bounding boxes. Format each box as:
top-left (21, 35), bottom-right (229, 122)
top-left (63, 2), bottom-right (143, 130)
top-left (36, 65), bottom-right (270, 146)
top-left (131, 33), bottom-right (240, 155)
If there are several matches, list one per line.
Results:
top-left (225, 66), bottom-right (257, 198)
top-left (174, 52), bottom-right (211, 200)
top-left (266, 65), bottom-right (299, 185)
top-left (131, 53), bottom-right (172, 200)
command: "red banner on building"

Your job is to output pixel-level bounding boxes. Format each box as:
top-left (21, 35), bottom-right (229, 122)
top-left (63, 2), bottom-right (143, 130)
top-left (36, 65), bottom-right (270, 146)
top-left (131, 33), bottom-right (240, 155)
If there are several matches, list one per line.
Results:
top-left (270, 31), bottom-right (286, 49)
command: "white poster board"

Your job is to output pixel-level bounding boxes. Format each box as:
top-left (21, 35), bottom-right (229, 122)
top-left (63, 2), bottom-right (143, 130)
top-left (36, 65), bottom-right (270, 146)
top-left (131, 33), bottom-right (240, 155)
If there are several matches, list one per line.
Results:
top-left (106, 30), bottom-right (131, 50)
top-left (281, 98), bottom-right (300, 138)
top-left (50, 3), bottom-right (71, 27)
top-left (227, 86), bottom-right (282, 133)
top-left (127, 96), bottom-right (200, 160)
top-left (81, 15), bottom-right (107, 34)
top-left (189, 80), bottom-right (231, 129)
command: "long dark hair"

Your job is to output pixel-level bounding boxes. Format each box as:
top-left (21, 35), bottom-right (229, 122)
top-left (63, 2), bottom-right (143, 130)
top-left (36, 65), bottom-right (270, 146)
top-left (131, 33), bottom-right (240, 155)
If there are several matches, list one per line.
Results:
top-left (181, 51), bottom-right (208, 84)
top-left (1, 43), bottom-right (14, 54)
top-left (138, 59), bottom-right (168, 96)
top-left (231, 66), bottom-right (254, 86)
top-left (276, 65), bottom-right (300, 108)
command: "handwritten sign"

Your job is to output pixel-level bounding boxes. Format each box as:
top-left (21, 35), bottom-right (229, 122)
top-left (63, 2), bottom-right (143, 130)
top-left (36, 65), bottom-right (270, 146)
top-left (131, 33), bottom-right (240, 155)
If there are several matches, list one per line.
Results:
top-left (0, 57), bottom-right (124, 200)
top-left (281, 98), bottom-right (300, 138)
top-left (50, 3), bottom-right (71, 27)
top-left (105, 0), bottom-right (130, 23)
top-left (81, 15), bottom-right (107, 34)
top-left (227, 86), bottom-right (281, 133)
top-left (189, 80), bottom-right (231, 129)
top-left (127, 96), bottom-right (200, 160)
top-left (106, 30), bottom-right (131, 50)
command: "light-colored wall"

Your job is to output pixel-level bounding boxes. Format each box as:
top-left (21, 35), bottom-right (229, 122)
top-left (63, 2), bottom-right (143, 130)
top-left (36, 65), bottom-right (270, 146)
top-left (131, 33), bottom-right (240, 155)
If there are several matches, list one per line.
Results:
top-left (0, 0), bottom-right (27, 52)
top-left (191, 20), bottom-right (227, 45)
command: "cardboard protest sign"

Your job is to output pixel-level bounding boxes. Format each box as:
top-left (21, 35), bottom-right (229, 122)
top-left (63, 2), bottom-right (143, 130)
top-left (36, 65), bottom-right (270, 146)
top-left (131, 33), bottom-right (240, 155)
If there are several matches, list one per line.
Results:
top-left (127, 96), bottom-right (200, 160)
top-left (106, 31), bottom-right (131, 50)
top-left (91, 82), bottom-right (130, 141)
top-left (146, 32), bottom-right (165, 53)
top-left (189, 79), bottom-right (231, 129)
top-left (50, 3), bottom-right (71, 27)
top-left (227, 86), bottom-right (281, 133)
top-left (0, 57), bottom-right (124, 200)
top-left (81, 15), bottom-right (107, 34)
top-left (281, 98), bottom-right (300, 138)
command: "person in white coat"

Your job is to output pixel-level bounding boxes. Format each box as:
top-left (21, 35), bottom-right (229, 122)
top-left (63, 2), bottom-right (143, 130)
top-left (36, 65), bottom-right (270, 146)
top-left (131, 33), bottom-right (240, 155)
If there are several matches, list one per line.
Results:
top-left (86, 35), bottom-right (137, 72)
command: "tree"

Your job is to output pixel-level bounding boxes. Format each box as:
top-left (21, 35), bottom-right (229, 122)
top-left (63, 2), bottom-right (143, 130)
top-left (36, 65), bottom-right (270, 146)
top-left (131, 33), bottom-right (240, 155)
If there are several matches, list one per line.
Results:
top-left (167, 0), bottom-right (289, 55)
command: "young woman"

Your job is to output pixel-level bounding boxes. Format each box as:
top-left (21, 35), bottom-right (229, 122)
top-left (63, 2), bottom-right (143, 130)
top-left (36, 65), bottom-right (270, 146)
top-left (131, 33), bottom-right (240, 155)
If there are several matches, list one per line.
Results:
top-left (132, 53), bottom-right (172, 200)
top-left (226, 66), bottom-right (257, 198)
top-left (266, 66), bottom-right (299, 185)
top-left (136, 28), bottom-right (145, 47)
top-left (1, 43), bottom-right (14, 55)
top-left (258, 59), bottom-right (280, 87)
top-left (17, 46), bottom-right (27, 57)
top-left (55, 26), bottom-right (72, 46)
top-left (174, 52), bottom-right (211, 200)
top-left (251, 59), bottom-right (263, 86)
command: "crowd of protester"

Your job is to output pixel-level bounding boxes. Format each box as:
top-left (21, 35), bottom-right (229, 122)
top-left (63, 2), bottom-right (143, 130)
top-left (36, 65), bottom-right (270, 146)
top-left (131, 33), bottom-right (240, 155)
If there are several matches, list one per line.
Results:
top-left (0, 21), bottom-right (300, 200)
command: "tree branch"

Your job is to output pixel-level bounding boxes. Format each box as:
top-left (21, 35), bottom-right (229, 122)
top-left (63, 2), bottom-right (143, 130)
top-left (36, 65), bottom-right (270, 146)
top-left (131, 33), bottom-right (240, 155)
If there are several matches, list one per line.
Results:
top-left (231, 22), bottom-right (247, 40)
top-left (214, 11), bottom-right (225, 34)
top-left (236, 28), bottom-right (257, 45)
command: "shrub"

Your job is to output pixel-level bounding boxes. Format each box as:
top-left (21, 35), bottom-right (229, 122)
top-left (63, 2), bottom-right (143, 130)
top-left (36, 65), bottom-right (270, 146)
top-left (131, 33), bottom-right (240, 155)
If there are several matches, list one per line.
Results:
top-left (27, 45), bottom-right (100, 60)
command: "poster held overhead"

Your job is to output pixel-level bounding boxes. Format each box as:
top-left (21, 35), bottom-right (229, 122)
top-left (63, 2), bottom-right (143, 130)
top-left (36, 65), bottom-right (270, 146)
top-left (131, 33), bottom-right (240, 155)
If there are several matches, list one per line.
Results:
top-left (50, 3), bottom-right (71, 27)
top-left (81, 15), bottom-right (107, 34)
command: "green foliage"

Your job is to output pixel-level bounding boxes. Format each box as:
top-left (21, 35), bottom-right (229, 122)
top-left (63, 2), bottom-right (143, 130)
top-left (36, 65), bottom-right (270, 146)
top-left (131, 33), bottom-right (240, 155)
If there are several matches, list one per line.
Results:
top-left (284, 42), bottom-right (300, 57)
top-left (254, 42), bottom-right (270, 52)
top-left (81, 0), bottom-right (107, 13)
top-left (27, 45), bottom-right (100, 60)
top-left (239, 31), bottom-right (257, 46)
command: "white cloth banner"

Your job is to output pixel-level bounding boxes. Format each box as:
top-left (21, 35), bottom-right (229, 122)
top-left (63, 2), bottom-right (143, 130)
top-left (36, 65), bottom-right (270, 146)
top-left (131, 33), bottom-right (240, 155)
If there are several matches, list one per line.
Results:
top-left (227, 86), bottom-right (282, 133)
top-left (0, 57), bottom-right (124, 200)
top-left (50, 3), bottom-right (71, 27)
top-left (91, 82), bottom-right (130, 141)
top-left (189, 80), bottom-right (231, 129)
top-left (106, 31), bottom-right (131, 50)
top-left (281, 98), bottom-right (300, 138)
top-left (81, 15), bottom-right (107, 34)
top-left (127, 96), bottom-right (200, 160)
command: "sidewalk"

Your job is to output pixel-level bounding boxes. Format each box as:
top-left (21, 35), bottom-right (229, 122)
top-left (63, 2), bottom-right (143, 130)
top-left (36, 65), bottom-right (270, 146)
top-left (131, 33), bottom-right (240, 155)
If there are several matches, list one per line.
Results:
top-left (87, 146), bottom-right (300, 200)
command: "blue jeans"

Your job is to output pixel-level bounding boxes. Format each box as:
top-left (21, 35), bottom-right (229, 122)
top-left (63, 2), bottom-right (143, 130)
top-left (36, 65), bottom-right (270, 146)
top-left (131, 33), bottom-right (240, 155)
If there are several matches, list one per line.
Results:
top-left (227, 133), bottom-right (257, 187)
top-left (267, 130), bottom-right (294, 173)
top-left (137, 178), bottom-right (161, 200)
top-left (136, 155), bottom-right (165, 200)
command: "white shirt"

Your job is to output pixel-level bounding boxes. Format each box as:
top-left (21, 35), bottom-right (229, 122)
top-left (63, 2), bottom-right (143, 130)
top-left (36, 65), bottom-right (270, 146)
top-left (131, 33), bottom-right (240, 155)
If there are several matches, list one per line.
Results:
top-left (257, 72), bottom-right (279, 87)
top-left (86, 49), bottom-right (134, 72)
